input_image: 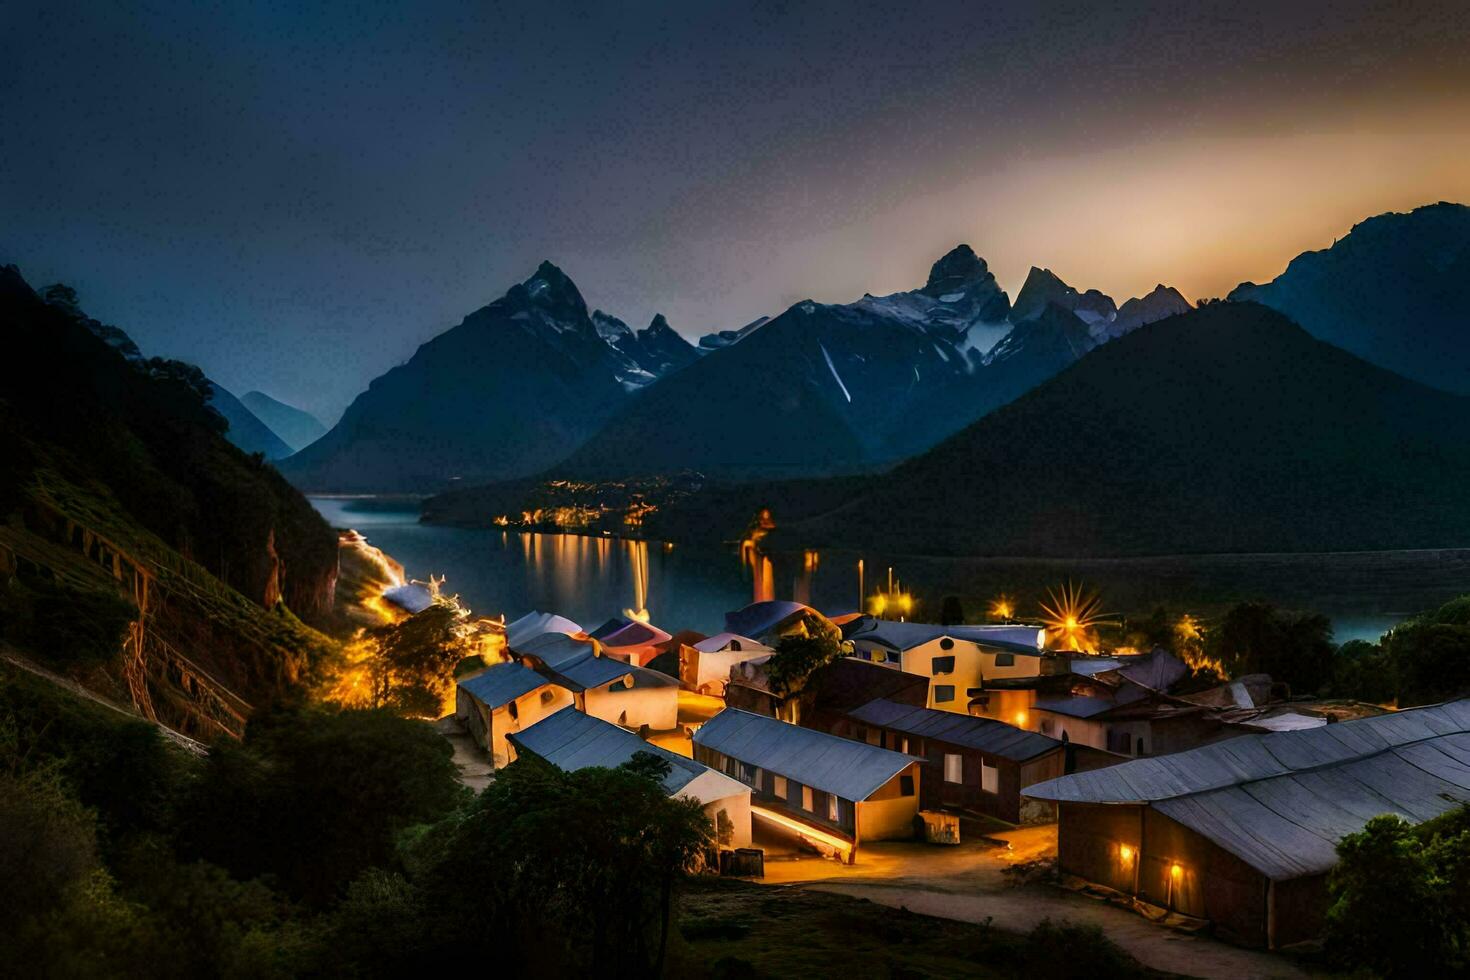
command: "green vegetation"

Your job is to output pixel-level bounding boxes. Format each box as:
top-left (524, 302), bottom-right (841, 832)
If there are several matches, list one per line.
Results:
top-left (1323, 594), bottom-right (1470, 706)
top-left (1326, 805), bottom-right (1470, 977)
top-left (764, 632), bottom-right (844, 695)
top-left (1205, 602), bottom-right (1334, 696)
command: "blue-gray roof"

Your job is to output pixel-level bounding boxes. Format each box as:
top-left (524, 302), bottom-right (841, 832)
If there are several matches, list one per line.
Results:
top-left (848, 698), bottom-right (1062, 762)
top-left (518, 632), bottom-right (634, 691)
top-left (843, 617), bottom-right (1046, 655)
top-left (724, 601), bottom-right (814, 639)
top-left (457, 662), bottom-right (550, 710)
top-left (508, 707), bottom-right (707, 796)
top-left (1024, 698), bottom-right (1470, 880)
top-left (1032, 695), bottom-right (1117, 719)
top-left (693, 708), bottom-right (918, 802)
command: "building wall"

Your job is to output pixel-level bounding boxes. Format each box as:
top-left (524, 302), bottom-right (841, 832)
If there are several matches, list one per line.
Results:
top-left (886, 638), bottom-right (1044, 714)
top-left (694, 745), bottom-right (857, 838)
top-left (856, 767), bottom-right (921, 840)
top-left (705, 791), bottom-right (753, 850)
top-left (1055, 802), bottom-right (1304, 949)
top-left (679, 644), bottom-right (773, 695)
top-left (456, 683), bottom-right (574, 766)
top-left (1031, 710), bottom-right (1109, 750)
top-left (970, 689), bottom-right (1036, 728)
top-left (583, 676), bottom-right (678, 730)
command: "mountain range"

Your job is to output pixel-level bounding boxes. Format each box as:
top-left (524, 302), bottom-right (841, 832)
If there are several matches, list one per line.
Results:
top-left (241, 390), bottom-right (328, 452)
top-left (742, 301), bottom-right (1470, 556)
top-left (275, 262), bottom-right (699, 492)
top-left (285, 244), bottom-right (1188, 490)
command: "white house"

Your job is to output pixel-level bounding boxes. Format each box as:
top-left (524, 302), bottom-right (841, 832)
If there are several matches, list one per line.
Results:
top-left (516, 631), bottom-right (679, 731)
top-left (678, 632), bottom-right (775, 696)
top-left (508, 706), bottom-right (752, 848)
top-left (842, 617), bottom-right (1059, 714)
top-left (455, 662), bottom-right (575, 767)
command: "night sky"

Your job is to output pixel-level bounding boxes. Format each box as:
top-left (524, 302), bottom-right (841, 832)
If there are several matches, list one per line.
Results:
top-left (4, 1), bottom-right (1469, 423)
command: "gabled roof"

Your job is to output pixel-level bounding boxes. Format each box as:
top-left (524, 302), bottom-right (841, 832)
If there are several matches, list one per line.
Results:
top-left (724, 600), bottom-right (816, 639)
top-left (842, 616), bottom-right (1047, 655)
top-left (599, 620), bottom-right (672, 648)
top-left (1032, 694), bottom-right (1117, 719)
top-left (518, 632), bottom-right (633, 691)
top-left (693, 708), bottom-right (919, 802)
top-left (456, 661), bottom-right (551, 710)
top-left (848, 698), bottom-right (1062, 762)
top-left (506, 610), bottom-right (582, 648)
top-left (693, 632), bottom-right (768, 654)
top-left (509, 707), bottom-right (747, 804)
top-left (1025, 699), bottom-right (1470, 880)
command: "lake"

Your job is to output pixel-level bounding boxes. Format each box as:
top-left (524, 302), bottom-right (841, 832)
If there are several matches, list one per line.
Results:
top-left (309, 497), bottom-right (1470, 643)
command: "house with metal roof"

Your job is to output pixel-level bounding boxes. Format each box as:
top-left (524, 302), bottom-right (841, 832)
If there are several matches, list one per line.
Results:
top-left (1023, 698), bottom-right (1470, 948)
top-left (692, 707), bottom-right (922, 862)
top-left (678, 632), bottom-right (775, 696)
top-left (841, 615), bottom-right (1064, 715)
top-left (509, 707), bottom-right (752, 848)
top-left (454, 662), bottom-right (575, 767)
top-left (516, 631), bottom-right (679, 731)
top-left (828, 698), bottom-right (1110, 824)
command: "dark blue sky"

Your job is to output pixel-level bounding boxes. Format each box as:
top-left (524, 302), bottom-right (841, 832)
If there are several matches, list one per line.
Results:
top-left (4, 1), bottom-right (1468, 422)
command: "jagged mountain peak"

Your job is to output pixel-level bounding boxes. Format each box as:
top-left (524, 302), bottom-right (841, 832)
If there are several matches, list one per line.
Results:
top-left (514, 260), bottom-right (589, 320)
top-left (923, 243), bottom-right (988, 293)
top-left (591, 309), bottom-right (633, 342)
top-left (644, 313), bottom-right (674, 335)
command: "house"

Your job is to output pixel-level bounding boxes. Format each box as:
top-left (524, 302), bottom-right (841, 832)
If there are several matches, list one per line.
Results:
top-left (678, 632), bottom-right (775, 696)
top-left (842, 616), bottom-right (1063, 714)
top-left (692, 707), bottom-right (922, 863)
top-left (508, 707), bottom-right (752, 848)
top-left (455, 662), bottom-right (575, 766)
top-left (829, 698), bottom-right (1108, 824)
top-left (588, 615), bottom-right (674, 667)
top-left (516, 631), bottom-right (679, 731)
top-left (724, 600), bottom-right (833, 644)
top-left (1023, 698), bottom-right (1470, 948)
top-left (506, 609), bottom-right (582, 648)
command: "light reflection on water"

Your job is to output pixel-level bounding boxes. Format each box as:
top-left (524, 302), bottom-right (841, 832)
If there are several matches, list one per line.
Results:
top-left (308, 497), bottom-right (1463, 644)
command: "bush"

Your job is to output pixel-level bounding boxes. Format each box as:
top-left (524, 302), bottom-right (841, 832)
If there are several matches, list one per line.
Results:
top-left (4, 577), bottom-right (136, 670)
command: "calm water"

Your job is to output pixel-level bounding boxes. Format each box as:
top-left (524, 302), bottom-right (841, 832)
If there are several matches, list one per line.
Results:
top-left (310, 497), bottom-right (1470, 643)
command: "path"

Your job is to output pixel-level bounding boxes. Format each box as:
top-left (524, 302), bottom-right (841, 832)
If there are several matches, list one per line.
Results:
top-left (435, 716), bottom-right (493, 792)
top-left (762, 827), bottom-right (1314, 980)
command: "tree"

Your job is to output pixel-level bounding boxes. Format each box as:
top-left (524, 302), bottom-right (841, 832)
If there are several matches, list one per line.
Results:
top-left (1380, 598), bottom-right (1470, 706)
top-left (181, 704), bottom-right (465, 905)
top-left (413, 753), bottom-right (712, 976)
top-left (764, 632), bottom-right (843, 696)
top-left (364, 602), bottom-right (474, 716)
top-left (1326, 813), bottom-right (1461, 975)
top-left (1207, 602), bottom-right (1334, 694)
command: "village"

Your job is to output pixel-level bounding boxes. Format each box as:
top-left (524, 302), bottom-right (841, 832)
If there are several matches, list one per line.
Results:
top-left (435, 591), bottom-right (1467, 972)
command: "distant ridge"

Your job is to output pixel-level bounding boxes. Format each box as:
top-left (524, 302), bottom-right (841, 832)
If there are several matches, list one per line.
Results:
top-left (241, 391), bottom-right (327, 452)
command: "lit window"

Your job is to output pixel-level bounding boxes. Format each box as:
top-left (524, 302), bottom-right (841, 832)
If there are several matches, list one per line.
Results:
top-left (944, 753), bottom-right (963, 783)
top-left (981, 762), bottom-right (999, 794)
top-left (828, 794), bottom-right (839, 821)
top-left (802, 786), bottom-right (813, 811)
top-left (934, 685), bottom-right (955, 703)
top-left (774, 775), bottom-right (787, 799)
top-left (931, 655), bottom-right (955, 675)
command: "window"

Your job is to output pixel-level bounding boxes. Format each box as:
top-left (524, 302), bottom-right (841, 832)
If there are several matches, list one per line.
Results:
top-left (944, 753), bottom-right (963, 783)
top-left (981, 762), bottom-right (999, 794)
top-left (507, 700), bottom-right (519, 721)
top-left (900, 737), bottom-right (910, 754)
top-left (540, 688), bottom-right (555, 705)
top-left (885, 650), bottom-right (901, 664)
top-left (939, 638), bottom-right (955, 651)
top-left (1040, 719), bottom-right (1054, 735)
top-left (774, 775), bottom-right (787, 799)
top-left (739, 762), bottom-right (758, 784)
top-left (729, 640), bottom-right (742, 652)
top-left (802, 786), bottom-right (813, 811)
top-left (933, 685), bottom-right (955, 703)
top-left (994, 653), bottom-right (1015, 667)
top-left (931, 655), bottom-right (955, 675)
top-left (827, 794), bottom-right (839, 822)
top-left (899, 774), bottom-right (914, 797)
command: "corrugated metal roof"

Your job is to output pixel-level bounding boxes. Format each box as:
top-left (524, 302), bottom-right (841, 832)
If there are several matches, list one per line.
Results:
top-left (456, 662), bottom-right (550, 710)
top-left (692, 707), bottom-right (919, 802)
top-left (509, 707), bottom-right (746, 803)
top-left (848, 698), bottom-right (1062, 762)
top-left (1025, 699), bottom-right (1470, 880)
top-left (724, 601), bottom-right (815, 639)
top-left (600, 620), bottom-right (672, 648)
top-left (843, 617), bottom-right (1046, 655)
top-left (1033, 695), bottom-right (1117, 719)
top-left (517, 632), bottom-right (633, 691)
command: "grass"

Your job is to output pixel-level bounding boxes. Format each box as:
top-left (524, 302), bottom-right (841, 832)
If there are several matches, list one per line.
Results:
top-left (667, 877), bottom-right (1167, 979)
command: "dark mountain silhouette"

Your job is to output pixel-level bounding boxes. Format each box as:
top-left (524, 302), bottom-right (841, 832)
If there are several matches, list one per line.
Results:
top-left (773, 301), bottom-right (1470, 557)
top-left (241, 391), bottom-right (328, 452)
top-left (0, 266), bottom-right (337, 735)
top-left (277, 262), bottom-right (689, 493)
top-left (207, 383), bottom-right (294, 459)
top-left (1229, 201), bottom-right (1470, 394)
